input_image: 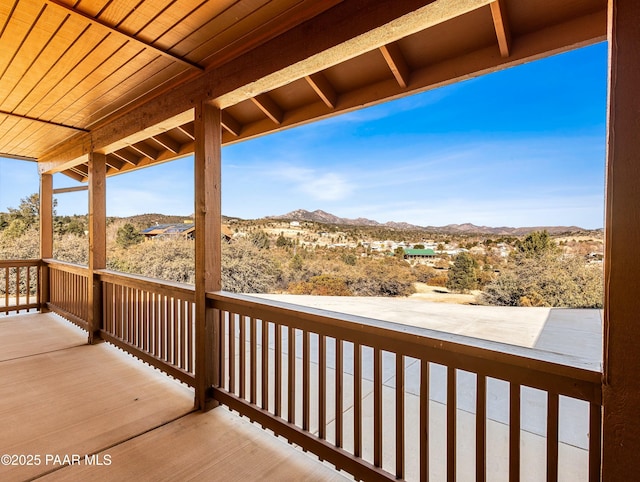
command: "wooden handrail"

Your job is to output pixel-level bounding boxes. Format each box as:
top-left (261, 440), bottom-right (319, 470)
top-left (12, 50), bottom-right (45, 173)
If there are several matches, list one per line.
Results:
top-left (43, 258), bottom-right (89, 276)
top-left (207, 290), bottom-right (602, 403)
top-left (0, 259), bottom-right (43, 268)
top-left (96, 269), bottom-right (195, 300)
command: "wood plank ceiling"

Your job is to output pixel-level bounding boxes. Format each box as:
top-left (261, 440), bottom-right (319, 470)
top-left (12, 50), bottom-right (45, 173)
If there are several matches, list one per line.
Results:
top-left (0, 0), bottom-right (606, 182)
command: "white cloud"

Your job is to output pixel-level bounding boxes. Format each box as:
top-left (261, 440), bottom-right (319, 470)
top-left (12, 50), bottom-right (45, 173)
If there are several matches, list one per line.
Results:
top-left (268, 164), bottom-right (355, 201)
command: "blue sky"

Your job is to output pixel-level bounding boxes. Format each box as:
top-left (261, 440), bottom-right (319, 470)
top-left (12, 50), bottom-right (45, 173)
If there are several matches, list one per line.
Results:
top-left (0, 42), bottom-right (607, 229)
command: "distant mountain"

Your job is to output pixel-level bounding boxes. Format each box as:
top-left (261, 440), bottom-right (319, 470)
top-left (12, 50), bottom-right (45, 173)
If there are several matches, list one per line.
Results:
top-left (269, 209), bottom-right (590, 235)
top-left (271, 209), bottom-right (381, 226)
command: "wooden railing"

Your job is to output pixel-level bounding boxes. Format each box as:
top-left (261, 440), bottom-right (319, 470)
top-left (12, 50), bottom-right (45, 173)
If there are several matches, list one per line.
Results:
top-left (11, 258), bottom-right (602, 480)
top-left (46, 259), bottom-right (90, 330)
top-left (208, 291), bottom-right (603, 482)
top-left (0, 259), bottom-right (41, 315)
top-left (98, 270), bottom-right (196, 387)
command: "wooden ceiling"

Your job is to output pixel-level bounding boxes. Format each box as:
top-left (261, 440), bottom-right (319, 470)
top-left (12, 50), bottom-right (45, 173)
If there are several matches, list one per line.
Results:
top-left (0, 0), bottom-right (606, 182)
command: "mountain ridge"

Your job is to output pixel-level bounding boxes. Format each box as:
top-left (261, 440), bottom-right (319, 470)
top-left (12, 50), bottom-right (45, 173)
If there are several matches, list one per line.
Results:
top-left (268, 209), bottom-right (593, 235)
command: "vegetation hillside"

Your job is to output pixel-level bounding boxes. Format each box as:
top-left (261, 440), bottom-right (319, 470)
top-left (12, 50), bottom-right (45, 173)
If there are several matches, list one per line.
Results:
top-left (0, 194), bottom-right (603, 308)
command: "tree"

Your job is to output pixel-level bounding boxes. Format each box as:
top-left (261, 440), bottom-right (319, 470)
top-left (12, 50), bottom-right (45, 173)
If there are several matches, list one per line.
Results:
top-left (276, 233), bottom-right (290, 247)
top-left (249, 230), bottom-right (270, 249)
top-left (116, 223), bottom-right (143, 248)
top-left (482, 252), bottom-right (603, 308)
top-left (516, 230), bottom-right (555, 257)
top-left (446, 252), bottom-right (478, 293)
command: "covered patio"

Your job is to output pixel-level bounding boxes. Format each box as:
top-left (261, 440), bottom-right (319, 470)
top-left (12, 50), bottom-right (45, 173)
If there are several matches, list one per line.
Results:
top-left (1, 0), bottom-right (639, 480)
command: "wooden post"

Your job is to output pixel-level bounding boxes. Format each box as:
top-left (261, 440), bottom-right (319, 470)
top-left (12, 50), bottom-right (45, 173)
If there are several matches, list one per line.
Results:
top-left (39, 173), bottom-right (53, 311)
top-left (603, 0), bottom-right (640, 479)
top-left (87, 152), bottom-right (106, 344)
top-left (194, 101), bottom-right (222, 411)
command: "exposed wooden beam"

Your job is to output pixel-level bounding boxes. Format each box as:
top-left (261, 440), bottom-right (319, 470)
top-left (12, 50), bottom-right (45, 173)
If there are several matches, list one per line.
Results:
top-left (72, 164), bottom-right (89, 176)
top-left (305, 73), bottom-right (337, 108)
top-left (59, 0), bottom-right (485, 160)
top-left (224, 10), bottom-right (606, 146)
top-left (111, 149), bottom-right (141, 166)
top-left (105, 154), bottom-right (126, 170)
top-left (251, 94), bottom-right (283, 124)
top-left (130, 142), bottom-right (159, 160)
top-left (201, 0), bottom-right (343, 69)
top-left (215, 0), bottom-right (496, 109)
top-left (177, 123), bottom-right (195, 140)
top-left (0, 109), bottom-right (88, 132)
top-left (0, 152), bottom-right (36, 161)
top-left (380, 42), bottom-right (411, 88)
top-left (152, 133), bottom-right (181, 154)
top-left (490, 0), bottom-right (511, 57)
top-left (53, 185), bottom-right (88, 194)
top-left (45, 0), bottom-right (204, 72)
top-left (221, 111), bottom-right (242, 137)
top-left (39, 0), bottom-right (606, 173)
top-left (60, 169), bottom-right (85, 182)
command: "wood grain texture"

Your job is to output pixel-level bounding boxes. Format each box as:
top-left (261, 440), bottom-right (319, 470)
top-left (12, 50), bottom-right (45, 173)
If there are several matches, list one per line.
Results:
top-left (603, 0), bottom-right (640, 479)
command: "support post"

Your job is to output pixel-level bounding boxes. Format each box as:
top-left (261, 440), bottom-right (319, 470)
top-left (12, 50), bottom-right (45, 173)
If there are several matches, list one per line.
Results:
top-left (603, 0), bottom-right (640, 479)
top-left (194, 101), bottom-right (222, 411)
top-left (87, 152), bottom-right (106, 344)
top-left (39, 173), bottom-right (53, 311)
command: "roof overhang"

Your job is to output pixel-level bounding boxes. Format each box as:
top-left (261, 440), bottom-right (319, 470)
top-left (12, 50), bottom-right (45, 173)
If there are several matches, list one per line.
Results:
top-left (0, 0), bottom-right (607, 181)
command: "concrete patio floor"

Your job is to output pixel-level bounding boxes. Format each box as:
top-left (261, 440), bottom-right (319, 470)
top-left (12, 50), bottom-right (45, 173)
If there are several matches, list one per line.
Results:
top-left (0, 312), bottom-right (347, 482)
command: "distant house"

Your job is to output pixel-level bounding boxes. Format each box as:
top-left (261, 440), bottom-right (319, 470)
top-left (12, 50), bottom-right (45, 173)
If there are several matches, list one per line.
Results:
top-left (403, 248), bottom-right (436, 260)
top-left (142, 223), bottom-right (233, 241)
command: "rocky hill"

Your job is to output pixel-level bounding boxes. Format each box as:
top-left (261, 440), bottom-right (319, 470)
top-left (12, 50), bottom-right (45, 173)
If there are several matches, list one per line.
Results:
top-left (269, 209), bottom-right (590, 235)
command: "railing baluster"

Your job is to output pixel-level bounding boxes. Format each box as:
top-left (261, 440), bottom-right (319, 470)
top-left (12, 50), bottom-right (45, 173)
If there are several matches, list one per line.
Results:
top-left (152, 292), bottom-right (158, 356)
top-left (240, 314), bottom-right (246, 400)
top-left (510, 383), bottom-right (521, 482)
top-left (4, 266), bottom-right (8, 311)
top-left (447, 366), bottom-right (456, 482)
top-left (476, 373), bottom-right (487, 482)
top-left (589, 402), bottom-right (602, 482)
top-left (219, 306), bottom-right (226, 389)
top-left (187, 298), bottom-right (194, 373)
top-left (142, 290), bottom-right (148, 352)
top-left (319, 334), bottom-right (326, 440)
top-left (354, 342), bottom-right (362, 457)
top-left (126, 286), bottom-right (132, 343)
top-left (396, 353), bottom-right (404, 479)
top-left (161, 293), bottom-right (168, 361)
top-left (374, 347), bottom-right (382, 468)
top-left (229, 312), bottom-right (236, 394)
top-left (420, 359), bottom-right (429, 482)
top-left (115, 284), bottom-right (121, 338)
top-left (262, 319), bottom-right (269, 410)
top-left (335, 338), bottom-right (343, 448)
top-left (250, 317), bottom-right (257, 404)
top-left (288, 326), bottom-right (296, 424)
top-left (547, 392), bottom-right (559, 482)
top-left (275, 322), bottom-right (282, 417)
top-left (303, 330), bottom-right (310, 431)
top-left (16, 266), bottom-right (20, 313)
top-left (173, 296), bottom-right (178, 365)
top-left (25, 265), bottom-right (30, 307)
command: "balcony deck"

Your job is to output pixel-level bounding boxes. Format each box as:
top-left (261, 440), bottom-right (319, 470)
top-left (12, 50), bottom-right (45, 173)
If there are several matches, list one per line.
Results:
top-left (0, 312), bottom-right (347, 482)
